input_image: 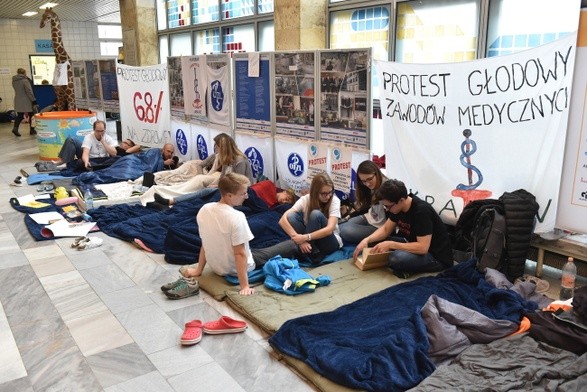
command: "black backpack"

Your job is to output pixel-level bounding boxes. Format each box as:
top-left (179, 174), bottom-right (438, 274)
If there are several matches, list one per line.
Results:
top-left (453, 199), bottom-right (507, 272)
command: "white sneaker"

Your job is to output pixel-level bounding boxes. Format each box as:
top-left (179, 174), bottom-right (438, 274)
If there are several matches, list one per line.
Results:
top-left (77, 237), bottom-right (103, 250)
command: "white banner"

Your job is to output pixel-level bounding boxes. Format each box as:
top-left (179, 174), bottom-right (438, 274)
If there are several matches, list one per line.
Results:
top-left (377, 34), bottom-right (577, 232)
top-left (235, 132), bottom-right (275, 182)
top-left (330, 145), bottom-right (353, 194)
top-left (307, 142), bottom-right (329, 184)
top-left (557, 11), bottom-right (587, 234)
top-left (182, 56), bottom-right (207, 118)
top-left (117, 63), bottom-right (171, 148)
top-left (275, 137), bottom-right (309, 195)
top-left (206, 64), bottom-right (231, 126)
top-left (170, 119), bottom-right (194, 161)
top-left (191, 122), bottom-right (213, 161)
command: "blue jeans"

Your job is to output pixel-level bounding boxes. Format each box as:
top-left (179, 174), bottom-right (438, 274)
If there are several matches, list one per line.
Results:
top-left (59, 137), bottom-right (83, 164)
top-left (339, 215), bottom-right (378, 244)
top-left (385, 236), bottom-right (446, 274)
top-left (251, 239), bottom-right (301, 268)
top-left (175, 187), bottom-right (217, 204)
top-left (287, 210), bottom-right (340, 256)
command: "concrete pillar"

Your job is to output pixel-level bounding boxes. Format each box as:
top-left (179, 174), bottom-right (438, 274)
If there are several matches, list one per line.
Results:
top-left (274, 0), bottom-right (327, 51)
top-left (119, 0), bottom-right (158, 65)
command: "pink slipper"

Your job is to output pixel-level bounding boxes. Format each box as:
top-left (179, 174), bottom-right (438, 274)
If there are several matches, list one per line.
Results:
top-left (181, 320), bottom-right (203, 345)
top-left (203, 316), bottom-right (248, 335)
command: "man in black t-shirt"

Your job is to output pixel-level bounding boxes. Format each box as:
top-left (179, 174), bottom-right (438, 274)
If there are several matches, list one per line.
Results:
top-left (352, 179), bottom-right (453, 277)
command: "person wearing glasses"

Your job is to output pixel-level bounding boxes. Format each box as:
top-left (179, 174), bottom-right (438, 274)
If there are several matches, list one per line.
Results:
top-left (179, 173), bottom-right (300, 296)
top-left (115, 138), bottom-right (141, 156)
top-left (340, 160), bottom-right (388, 244)
top-left (278, 172), bottom-right (343, 263)
top-left (352, 179), bottom-right (453, 277)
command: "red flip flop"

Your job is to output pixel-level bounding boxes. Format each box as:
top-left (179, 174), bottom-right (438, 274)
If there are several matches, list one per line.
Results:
top-left (203, 316), bottom-right (248, 335)
top-left (180, 320), bottom-right (203, 345)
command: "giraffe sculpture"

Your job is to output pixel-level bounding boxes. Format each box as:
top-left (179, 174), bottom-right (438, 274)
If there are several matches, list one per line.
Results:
top-left (40, 8), bottom-right (76, 111)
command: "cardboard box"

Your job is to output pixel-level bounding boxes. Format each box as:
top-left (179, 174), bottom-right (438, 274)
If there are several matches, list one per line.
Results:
top-left (354, 247), bottom-right (391, 270)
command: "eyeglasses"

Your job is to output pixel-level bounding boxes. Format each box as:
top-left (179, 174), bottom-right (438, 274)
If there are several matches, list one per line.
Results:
top-left (382, 201), bottom-right (397, 211)
top-left (359, 174), bottom-right (376, 184)
top-left (319, 190), bottom-right (334, 197)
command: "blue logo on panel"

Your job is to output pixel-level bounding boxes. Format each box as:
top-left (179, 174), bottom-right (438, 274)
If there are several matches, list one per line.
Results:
top-left (175, 128), bottom-right (188, 156)
top-left (196, 135), bottom-right (208, 159)
top-left (245, 147), bottom-right (264, 179)
top-left (211, 80), bottom-right (224, 111)
top-left (287, 153), bottom-right (304, 177)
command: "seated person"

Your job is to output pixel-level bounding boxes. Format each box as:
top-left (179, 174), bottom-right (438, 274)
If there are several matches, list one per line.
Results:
top-left (352, 179), bottom-right (453, 278)
top-left (153, 179), bottom-right (297, 207)
top-left (179, 173), bottom-right (300, 296)
top-left (162, 143), bottom-right (179, 170)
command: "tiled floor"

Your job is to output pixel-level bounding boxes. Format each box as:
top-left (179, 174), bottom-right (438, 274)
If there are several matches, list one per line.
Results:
top-left (0, 121), bottom-right (315, 392)
top-left (0, 120), bottom-right (584, 392)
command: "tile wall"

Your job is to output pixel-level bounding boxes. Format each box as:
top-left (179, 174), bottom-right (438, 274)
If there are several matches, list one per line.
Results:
top-left (0, 18), bottom-right (104, 111)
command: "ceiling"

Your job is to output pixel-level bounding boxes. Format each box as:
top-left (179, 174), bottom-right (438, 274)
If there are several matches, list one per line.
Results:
top-left (0, 0), bottom-right (120, 23)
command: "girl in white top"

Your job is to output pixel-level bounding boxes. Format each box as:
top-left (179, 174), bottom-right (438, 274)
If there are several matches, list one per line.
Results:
top-left (279, 172), bottom-right (342, 263)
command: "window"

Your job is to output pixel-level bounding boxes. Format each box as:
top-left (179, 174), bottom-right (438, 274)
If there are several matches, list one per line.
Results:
top-left (330, 6), bottom-right (390, 61)
top-left (258, 21), bottom-right (275, 52)
top-left (170, 33), bottom-right (193, 56)
top-left (157, 0), bottom-right (167, 30)
top-left (224, 24), bottom-right (255, 53)
top-left (159, 36), bottom-right (169, 63)
top-left (221, 0), bottom-right (255, 20)
top-left (98, 25), bottom-right (123, 57)
top-left (395, 0), bottom-right (479, 63)
top-left (486, 0), bottom-right (579, 57)
top-left (168, 0), bottom-right (191, 28)
top-left (192, 0), bottom-right (220, 24)
top-left (194, 28), bottom-right (220, 54)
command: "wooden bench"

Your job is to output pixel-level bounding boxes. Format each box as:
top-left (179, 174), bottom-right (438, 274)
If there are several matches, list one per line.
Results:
top-left (530, 235), bottom-right (587, 277)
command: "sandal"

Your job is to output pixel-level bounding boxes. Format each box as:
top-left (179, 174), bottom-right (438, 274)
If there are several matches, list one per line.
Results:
top-left (181, 320), bottom-right (203, 345)
top-left (203, 316), bottom-right (247, 335)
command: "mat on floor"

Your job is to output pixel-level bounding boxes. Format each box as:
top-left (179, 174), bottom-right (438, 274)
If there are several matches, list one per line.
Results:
top-left (225, 259), bottom-right (435, 334)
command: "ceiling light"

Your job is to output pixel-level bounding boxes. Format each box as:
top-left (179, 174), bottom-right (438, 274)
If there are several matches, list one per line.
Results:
top-left (22, 11), bottom-right (38, 17)
top-left (39, 2), bottom-right (59, 9)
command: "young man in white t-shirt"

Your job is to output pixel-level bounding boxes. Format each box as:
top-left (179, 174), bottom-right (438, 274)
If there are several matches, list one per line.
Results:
top-left (81, 120), bottom-right (118, 170)
top-left (187, 173), bottom-right (298, 296)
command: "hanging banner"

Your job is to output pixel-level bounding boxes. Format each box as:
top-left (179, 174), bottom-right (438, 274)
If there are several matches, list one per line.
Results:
top-left (235, 132), bottom-right (275, 181)
top-left (274, 52), bottom-right (317, 140)
top-left (206, 55), bottom-right (231, 127)
top-left (557, 10), bottom-right (587, 234)
top-left (99, 59), bottom-right (119, 113)
top-left (85, 60), bottom-right (102, 110)
top-left (116, 63), bottom-right (171, 148)
top-left (275, 137), bottom-right (309, 194)
top-left (376, 34), bottom-right (577, 232)
top-left (319, 49), bottom-right (371, 148)
top-left (307, 142), bottom-right (329, 183)
top-left (329, 145), bottom-right (353, 194)
top-left (168, 56), bottom-right (184, 119)
top-left (72, 60), bottom-right (88, 109)
top-left (234, 53), bottom-right (272, 135)
top-left (170, 119), bottom-right (195, 161)
top-left (182, 55), bottom-right (207, 119)
top-left (190, 122), bottom-right (212, 160)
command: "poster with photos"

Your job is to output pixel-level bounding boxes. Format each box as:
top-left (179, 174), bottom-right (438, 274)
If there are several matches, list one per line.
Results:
top-left (319, 49), bottom-right (370, 149)
top-left (167, 56), bottom-right (185, 119)
top-left (99, 59), bottom-right (119, 113)
top-left (71, 60), bottom-right (88, 109)
top-left (274, 51), bottom-right (317, 140)
top-left (85, 60), bottom-right (102, 110)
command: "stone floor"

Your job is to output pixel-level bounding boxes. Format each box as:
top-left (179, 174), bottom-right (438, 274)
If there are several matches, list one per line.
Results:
top-left (0, 119), bottom-right (583, 392)
top-left (0, 120), bottom-right (315, 392)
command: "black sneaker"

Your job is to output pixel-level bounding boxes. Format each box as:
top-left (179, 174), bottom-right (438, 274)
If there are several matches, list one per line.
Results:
top-left (12, 129), bottom-right (21, 137)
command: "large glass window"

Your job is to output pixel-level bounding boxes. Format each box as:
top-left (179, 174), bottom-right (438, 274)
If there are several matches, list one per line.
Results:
top-left (98, 25), bottom-right (123, 57)
top-left (159, 36), bottom-right (169, 62)
top-left (168, 0), bottom-right (191, 28)
top-left (224, 24), bottom-right (255, 53)
top-left (170, 33), bottom-right (193, 56)
top-left (157, 0), bottom-right (167, 30)
top-left (194, 28), bottom-right (221, 54)
top-left (192, 0), bottom-right (220, 24)
top-left (258, 21), bottom-right (275, 52)
top-left (258, 0), bottom-right (274, 14)
top-left (486, 0), bottom-right (579, 57)
top-left (222, 0), bottom-right (255, 20)
top-left (330, 6), bottom-right (390, 61)
top-left (395, 0), bottom-right (479, 63)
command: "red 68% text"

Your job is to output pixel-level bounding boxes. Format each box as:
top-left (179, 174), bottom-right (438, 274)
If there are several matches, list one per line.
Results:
top-left (133, 91), bottom-right (163, 123)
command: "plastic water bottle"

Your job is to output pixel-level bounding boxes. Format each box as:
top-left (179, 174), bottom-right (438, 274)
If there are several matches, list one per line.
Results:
top-left (84, 187), bottom-right (94, 211)
top-left (559, 257), bottom-right (576, 300)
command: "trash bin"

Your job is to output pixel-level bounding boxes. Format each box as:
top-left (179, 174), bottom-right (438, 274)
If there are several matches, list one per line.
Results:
top-left (35, 111), bottom-right (97, 161)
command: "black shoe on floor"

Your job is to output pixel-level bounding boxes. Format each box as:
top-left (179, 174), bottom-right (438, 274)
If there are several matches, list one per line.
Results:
top-left (12, 129), bottom-right (21, 137)
top-left (30, 129), bottom-right (37, 135)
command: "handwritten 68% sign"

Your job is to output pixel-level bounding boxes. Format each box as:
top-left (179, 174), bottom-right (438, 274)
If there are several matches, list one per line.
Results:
top-left (133, 91), bottom-right (164, 123)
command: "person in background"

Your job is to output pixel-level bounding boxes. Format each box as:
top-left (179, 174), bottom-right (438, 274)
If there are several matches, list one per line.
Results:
top-left (340, 160), bottom-right (388, 244)
top-left (352, 179), bottom-right (453, 278)
top-left (80, 120), bottom-right (118, 170)
top-left (162, 143), bottom-right (179, 170)
top-left (278, 172), bottom-right (343, 263)
top-left (11, 68), bottom-right (38, 136)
